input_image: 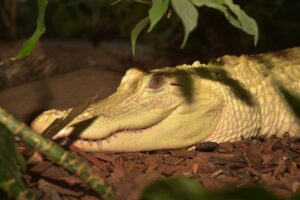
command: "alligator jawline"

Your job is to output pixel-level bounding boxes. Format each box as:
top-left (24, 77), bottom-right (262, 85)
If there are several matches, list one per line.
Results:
top-left (75, 120), bottom-right (163, 149)
top-left (72, 107), bottom-right (181, 150)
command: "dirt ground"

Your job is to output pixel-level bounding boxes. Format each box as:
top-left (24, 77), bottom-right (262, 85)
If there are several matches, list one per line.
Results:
top-left (1, 41), bottom-right (300, 200)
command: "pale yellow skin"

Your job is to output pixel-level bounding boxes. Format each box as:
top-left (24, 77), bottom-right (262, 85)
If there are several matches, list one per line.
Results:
top-left (32, 47), bottom-right (300, 152)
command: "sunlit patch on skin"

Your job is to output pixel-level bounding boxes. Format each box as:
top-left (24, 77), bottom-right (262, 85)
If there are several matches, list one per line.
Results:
top-left (52, 127), bottom-right (74, 139)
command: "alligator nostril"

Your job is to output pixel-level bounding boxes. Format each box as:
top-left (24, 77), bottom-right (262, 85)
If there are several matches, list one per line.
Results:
top-left (54, 110), bottom-right (61, 115)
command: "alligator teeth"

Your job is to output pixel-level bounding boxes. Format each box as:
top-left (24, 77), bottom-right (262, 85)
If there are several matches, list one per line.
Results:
top-left (80, 139), bottom-right (85, 151)
top-left (97, 141), bottom-right (102, 150)
top-left (112, 134), bottom-right (118, 139)
top-left (88, 140), bottom-right (93, 147)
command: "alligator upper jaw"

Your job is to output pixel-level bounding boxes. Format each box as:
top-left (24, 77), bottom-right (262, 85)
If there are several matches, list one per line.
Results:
top-left (58, 101), bottom-right (183, 152)
top-left (68, 119), bottom-right (163, 152)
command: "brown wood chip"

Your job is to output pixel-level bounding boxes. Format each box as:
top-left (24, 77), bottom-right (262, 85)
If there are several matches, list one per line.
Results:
top-left (23, 134), bottom-right (300, 200)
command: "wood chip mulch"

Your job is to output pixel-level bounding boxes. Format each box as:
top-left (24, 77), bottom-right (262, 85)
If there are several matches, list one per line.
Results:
top-left (23, 134), bottom-right (300, 200)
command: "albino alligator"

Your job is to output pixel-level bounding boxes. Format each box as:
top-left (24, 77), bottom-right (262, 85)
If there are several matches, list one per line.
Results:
top-left (32, 47), bottom-right (300, 152)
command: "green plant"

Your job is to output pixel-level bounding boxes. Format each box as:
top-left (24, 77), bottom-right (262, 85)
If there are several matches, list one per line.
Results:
top-left (13, 0), bottom-right (48, 60)
top-left (129, 0), bottom-right (258, 55)
top-left (141, 177), bottom-right (284, 200)
top-left (0, 124), bottom-right (35, 199)
top-left (14, 0), bottom-right (258, 59)
top-left (0, 106), bottom-right (115, 199)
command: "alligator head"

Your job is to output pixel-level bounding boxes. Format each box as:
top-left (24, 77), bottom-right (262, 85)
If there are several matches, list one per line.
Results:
top-left (31, 61), bottom-right (223, 152)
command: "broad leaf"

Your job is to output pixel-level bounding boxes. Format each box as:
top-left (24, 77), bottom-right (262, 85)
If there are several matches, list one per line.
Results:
top-left (148, 0), bottom-right (170, 32)
top-left (141, 177), bottom-right (277, 200)
top-left (141, 177), bottom-right (207, 200)
top-left (214, 186), bottom-right (277, 200)
top-left (171, 0), bottom-right (199, 48)
top-left (131, 17), bottom-right (150, 56)
top-left (110, 0), bottom-right (123, 5)
top-left (190, 0), bottom-right (258, 45)
top-left (13, 0), bottom-right (48, 60)
top-left (191, 0), bottom-right (241, 28)
top-left (224, 0), bottom-right (258, 45)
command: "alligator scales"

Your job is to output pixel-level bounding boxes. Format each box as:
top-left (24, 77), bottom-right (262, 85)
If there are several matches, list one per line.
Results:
top-left (32, 47), bottom-right (300, 152)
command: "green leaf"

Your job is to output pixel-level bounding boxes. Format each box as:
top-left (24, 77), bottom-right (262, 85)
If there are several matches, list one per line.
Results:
top-left (13, 0), bottom-right (48, 60)
top-left (141, 177), bottom-right (207, 200)
top-left (171, 0), bottom-right (199, 48)
top-left (224, 0), bottom-right (258, 45)
top-left (148, 0), bottom-right (169, 32)
top-left (111, 0), bottom-right (123, 5)
top-left (191, 0), bottom-right (241, 28)
top-left (131, 17), bottom-right (150, 56)
top-left (141, 177), bottom-right (277, 200)
top-left (214, 186), bottom-right (278, 200)
top-left (190, 0), bottom-right (227, 10)
top-left (190, 0), bottom-right (258, 46)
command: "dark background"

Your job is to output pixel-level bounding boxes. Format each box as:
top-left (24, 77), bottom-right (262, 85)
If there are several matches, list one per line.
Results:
top-left (1, 0), bottom-right (300, 62)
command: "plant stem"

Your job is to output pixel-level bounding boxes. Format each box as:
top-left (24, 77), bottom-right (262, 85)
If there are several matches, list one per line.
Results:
top-left (0, 107), bottom-right (115, 200)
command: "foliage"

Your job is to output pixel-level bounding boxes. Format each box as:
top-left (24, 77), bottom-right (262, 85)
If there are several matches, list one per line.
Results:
top-left (141, 177), bottom-right (289, 200)
top-left (148, 0), bottom-right (169, 32)
top-left (13, 0), bottom-right (48, 60)
top-left (171, 0), bottom-right (199, 48)
top-left (0, 124), bottom-right (35, 199)
top-left (0, 107), bottom-right (115, 199)
top-left (141, 177), bottom-right (206, 200)
top-left (129, 0), bottom-right (258, 55)
top-left (13, 0), bottom-right (258, 59)
top-left (131, 17), bottom-right (150, 56)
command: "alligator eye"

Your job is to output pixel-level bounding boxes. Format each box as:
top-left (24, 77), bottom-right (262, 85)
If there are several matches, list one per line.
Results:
top-left (148, 74), bottom-right (165, 89)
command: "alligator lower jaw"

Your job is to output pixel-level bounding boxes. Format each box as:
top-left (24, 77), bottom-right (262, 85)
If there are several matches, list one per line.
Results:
top-left (70, 122), bottom-right (161, 151)
top-left (68, 108), bottom-right (178, 151)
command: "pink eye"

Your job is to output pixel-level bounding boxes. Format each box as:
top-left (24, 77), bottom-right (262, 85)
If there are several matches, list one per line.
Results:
top-left (148, 75), bottom-right (165, 89)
